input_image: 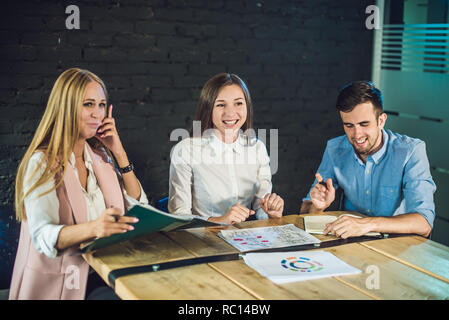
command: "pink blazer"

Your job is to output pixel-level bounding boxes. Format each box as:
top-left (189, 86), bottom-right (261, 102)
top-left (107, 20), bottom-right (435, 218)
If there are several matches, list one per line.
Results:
top-left (9, 144), bottom-right (125, 300)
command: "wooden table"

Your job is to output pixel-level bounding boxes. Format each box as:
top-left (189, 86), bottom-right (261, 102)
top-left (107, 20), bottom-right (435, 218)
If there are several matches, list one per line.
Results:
top-left (83, 212), bottom-right (449, 300)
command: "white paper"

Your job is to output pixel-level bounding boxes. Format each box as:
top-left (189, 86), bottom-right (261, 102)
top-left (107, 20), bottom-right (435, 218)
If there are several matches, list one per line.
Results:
top-left (243, 250), bottom-right (361, 284)
top-left (219, 224), bottom-right (321, 252)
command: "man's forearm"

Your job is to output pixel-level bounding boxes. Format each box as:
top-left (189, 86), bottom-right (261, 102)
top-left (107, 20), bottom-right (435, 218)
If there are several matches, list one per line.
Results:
top-left (369, 213), bottom-right (432, 237)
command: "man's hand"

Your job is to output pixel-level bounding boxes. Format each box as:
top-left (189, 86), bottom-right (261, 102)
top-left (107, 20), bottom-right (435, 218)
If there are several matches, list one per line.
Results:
top-left (323, 215), bottom-right (373, 239)
top-left (309, 173), bottom-right (335, 211)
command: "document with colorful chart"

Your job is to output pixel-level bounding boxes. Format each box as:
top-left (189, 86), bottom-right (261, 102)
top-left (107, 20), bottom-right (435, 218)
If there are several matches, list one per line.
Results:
top-left (243, 250), bottom-right (361, 284)
top-left (218, 224), bottom-right (321, 252)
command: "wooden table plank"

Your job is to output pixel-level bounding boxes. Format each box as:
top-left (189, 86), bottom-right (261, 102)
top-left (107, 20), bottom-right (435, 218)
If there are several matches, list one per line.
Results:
top-left (83, 232), bottom-right (195, 283)
top-left (164, 220), bottom-right (372, 299)
top-left (165, 226), bottom-right (239, 257)
top-left (360, 236), bottom-right (449, 284)
top-left (327, 243), bottom-right (449, 300)
top-left (83, 213), bottom-right (449, 300)
top-left (83, 231), bottom-right (255, 300)
top-left (115, 263), bottom-right (256, 300)
top-left (207, 259), bottom-right (373, 300)
top-left (164, 215), bottom-right (376, 299)
top-left (206, 242), bottom-right (449, 300)
top-left (165, 212), bottom-right (356, 257)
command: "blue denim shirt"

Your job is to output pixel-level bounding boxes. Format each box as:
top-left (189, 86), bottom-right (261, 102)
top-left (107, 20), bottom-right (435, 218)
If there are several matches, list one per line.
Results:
top-left (303, 129), bottom-right (436, 227)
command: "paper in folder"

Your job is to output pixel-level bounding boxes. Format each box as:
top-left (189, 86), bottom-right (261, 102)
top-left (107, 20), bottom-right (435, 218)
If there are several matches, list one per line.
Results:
top-left (80, 204), bottom-right (224, 253)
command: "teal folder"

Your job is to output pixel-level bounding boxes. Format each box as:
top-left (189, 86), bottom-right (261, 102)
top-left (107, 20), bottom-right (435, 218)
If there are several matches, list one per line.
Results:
top-left (80, 204), bottom-right (224, 253)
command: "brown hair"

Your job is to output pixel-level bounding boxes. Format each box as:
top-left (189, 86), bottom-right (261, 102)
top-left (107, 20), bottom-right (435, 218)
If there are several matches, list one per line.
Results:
top-left (192, 73), bottom-right (253, 135)
top-left (336, 81), bottom-right (383, 118)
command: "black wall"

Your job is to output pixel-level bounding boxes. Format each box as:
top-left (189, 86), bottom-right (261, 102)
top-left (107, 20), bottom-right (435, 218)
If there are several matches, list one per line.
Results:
top-left (0, 0), bottom-right (373, 285)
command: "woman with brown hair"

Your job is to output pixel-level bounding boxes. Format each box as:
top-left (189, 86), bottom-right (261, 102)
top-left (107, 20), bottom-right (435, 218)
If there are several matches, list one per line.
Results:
top-left (168, 73), bottom-right (284, 224)
top-left (10, 68), bottom-right (148, 299)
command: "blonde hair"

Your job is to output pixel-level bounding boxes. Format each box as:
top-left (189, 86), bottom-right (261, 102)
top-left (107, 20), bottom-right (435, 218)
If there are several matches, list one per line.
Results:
top-left (15, 68), bottom-right (108, 221)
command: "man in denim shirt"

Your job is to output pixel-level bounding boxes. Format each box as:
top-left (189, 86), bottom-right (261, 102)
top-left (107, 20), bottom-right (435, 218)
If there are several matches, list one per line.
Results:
top-left (301, 81), bottom-right (435, 238)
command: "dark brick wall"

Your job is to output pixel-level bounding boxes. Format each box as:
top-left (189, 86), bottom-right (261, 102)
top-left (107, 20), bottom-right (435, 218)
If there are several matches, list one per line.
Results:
top-left (0, 0), bottom-right (373, 226)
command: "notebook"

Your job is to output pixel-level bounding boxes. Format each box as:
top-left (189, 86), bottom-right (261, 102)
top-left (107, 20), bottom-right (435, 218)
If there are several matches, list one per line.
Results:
top-left (303, 214), bottom-right (381, 236)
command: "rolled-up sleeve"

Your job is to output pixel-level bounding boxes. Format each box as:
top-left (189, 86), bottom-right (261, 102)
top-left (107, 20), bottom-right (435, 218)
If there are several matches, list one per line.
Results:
top-left (252, 141), bottom-right (272, 220)
top-left (302, 142), bottom-right (339, 203)
top-left (24, 153), bottom-right (65, 259)
top-left (123, 179), bottom-right (149, 209)
top-left (168, 141), bottom-right (193, 215)
top-left (402, 141), bottom-right (436, 228)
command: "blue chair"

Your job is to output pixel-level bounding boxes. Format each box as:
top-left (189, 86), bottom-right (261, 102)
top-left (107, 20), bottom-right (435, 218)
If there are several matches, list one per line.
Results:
top-left (338, 191), bottom-right (346, 211)
top-left (156, 196), bottom-right (169, 213)
top-left (0, 206), bottom-right (20, 294)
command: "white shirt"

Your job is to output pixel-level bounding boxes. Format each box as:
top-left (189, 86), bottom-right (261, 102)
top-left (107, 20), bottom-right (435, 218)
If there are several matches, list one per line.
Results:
top-left (23, 143), bottom-right (148, 258)
top-left (168, 133), bottom-right (272, 220)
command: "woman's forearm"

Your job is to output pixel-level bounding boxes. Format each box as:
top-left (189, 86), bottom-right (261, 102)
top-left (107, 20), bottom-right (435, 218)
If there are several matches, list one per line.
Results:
top-left (55, 221), bottom-right (95, 251)
top-left (114, 149), bottom-right (141, 201)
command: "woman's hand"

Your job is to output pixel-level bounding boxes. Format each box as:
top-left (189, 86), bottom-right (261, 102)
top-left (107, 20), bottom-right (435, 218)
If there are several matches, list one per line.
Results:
top-left (96, 104), bottom-right (142, 200)
top-left (260, 193), bottom-right (284, 218)
top-left (95, 105), bottom-right (125, 157)
top-left (90, 207), bottom-right (139, 239)
top-left (209, 204), bottom-right (255, 225)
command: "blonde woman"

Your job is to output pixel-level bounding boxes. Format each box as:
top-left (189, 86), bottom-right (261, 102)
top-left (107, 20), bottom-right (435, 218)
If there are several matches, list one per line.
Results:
top-left (9, 68), bottom-right (148, 300)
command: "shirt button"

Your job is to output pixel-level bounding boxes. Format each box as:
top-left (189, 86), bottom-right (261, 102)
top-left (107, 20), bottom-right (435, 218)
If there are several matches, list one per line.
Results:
top-left (366, 190), bottom-right (370, 195)
top-left (366, 169), bottom-right (370, 174)
top-left (367, 209), bottom-right (370, 213)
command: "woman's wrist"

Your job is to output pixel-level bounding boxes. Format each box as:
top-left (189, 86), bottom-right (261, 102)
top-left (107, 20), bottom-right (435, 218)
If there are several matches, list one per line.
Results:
top-left (78, 220), bottom-right (97, 242)
top-left (208, 216), bottom-right (222, 224)
top-left (114, 149), bottom-right (129, 168)
top-left (56, 221), bottom-right (97, 251)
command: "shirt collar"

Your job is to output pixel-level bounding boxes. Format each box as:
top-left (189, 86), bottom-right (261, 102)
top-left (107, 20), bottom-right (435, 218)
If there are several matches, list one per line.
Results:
top-left (369, 129), bottom-right (388, 164)
top-left (207, 132), bottom-right (244, 155)
top-left (352, 128), bottom-right (389, 165)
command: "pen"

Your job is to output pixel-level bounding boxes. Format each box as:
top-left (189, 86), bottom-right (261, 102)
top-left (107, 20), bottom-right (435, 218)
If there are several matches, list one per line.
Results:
top-left (109, 205), bottom-right (120, 222)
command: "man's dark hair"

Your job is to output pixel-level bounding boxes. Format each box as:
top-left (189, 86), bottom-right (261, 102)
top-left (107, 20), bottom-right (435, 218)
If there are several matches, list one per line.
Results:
top-left (336, 81), bottom-right (383, 118)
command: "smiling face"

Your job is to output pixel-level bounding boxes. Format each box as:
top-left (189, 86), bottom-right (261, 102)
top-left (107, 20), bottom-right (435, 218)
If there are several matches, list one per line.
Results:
top-left (78, 81), bottom-right (107, 140)
top-left (340, 101), bottom-right (387, 161)
top-left (211, 84), bottom-right (248, 143)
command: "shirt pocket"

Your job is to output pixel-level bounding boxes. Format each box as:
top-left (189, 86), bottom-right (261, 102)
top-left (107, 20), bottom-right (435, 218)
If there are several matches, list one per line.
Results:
top-left (380, 186), bottom-right (399, 200)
